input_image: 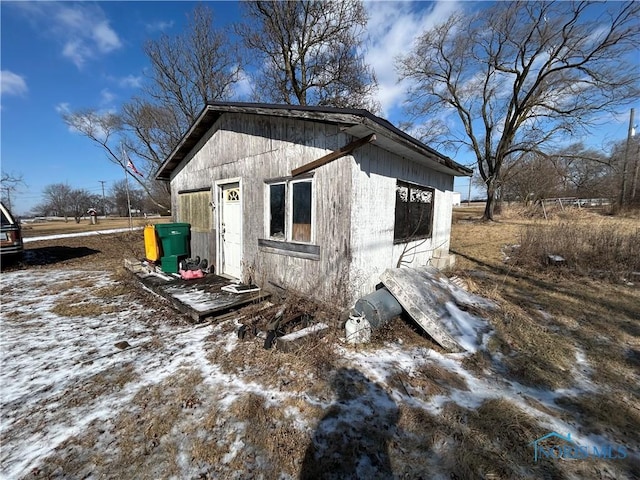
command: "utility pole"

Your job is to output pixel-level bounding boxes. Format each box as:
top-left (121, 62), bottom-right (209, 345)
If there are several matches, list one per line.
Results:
top-left (99, 180), bottom-right (107, 216)
top-left (630, 123), bottom-right (638, 202)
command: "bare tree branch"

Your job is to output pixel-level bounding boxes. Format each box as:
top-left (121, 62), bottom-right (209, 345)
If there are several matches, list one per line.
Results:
top-left (238, 0), bottom-right (379, 111)
top-left (398, 0), bottom-right (640, 219)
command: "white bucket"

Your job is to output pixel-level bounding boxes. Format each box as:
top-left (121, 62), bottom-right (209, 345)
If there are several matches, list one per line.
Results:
top-left (345, 315), bottom-right (371, 344)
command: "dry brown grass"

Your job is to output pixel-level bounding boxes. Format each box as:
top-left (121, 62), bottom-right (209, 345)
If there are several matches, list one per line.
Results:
top-left (449, 205), bottom-right (640, 478)
top-left (388, 362), bottom-right (469, 398)
top-left (50, 299), bottom-right (121, 317)
top-left (98, 369), bottom-right (205, 478)
top-left (513, 221), bottom-right (640, 279)
top-left (440, 399), bottom-right (555, 479)
top-left (555, 393), bottom-right (640, 446)
top-left (60, 364), bottom-right (138, 410)
top-left (486, 301), bottom-right (576, 389)
top-left (226, 393), bottom-right (311, 478)
top-left (392, 399), bottom-right (563, 479)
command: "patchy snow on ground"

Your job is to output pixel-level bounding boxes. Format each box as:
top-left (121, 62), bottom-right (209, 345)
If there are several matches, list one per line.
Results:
top-left (23, 227), bottom-right (143, 243)
top-left (0, 269), bottom-right (316, 478)
top-left (341, 342), bottom-right (630, 462)
top-left (1, 268), bottom-right (634, 479)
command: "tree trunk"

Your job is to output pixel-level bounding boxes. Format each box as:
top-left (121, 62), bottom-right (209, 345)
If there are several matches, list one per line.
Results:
top-left (483, 179), bottom-right (497, 221)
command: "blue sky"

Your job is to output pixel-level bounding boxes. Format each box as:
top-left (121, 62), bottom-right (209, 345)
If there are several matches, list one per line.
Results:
top-left (1, 1), bottom-right (638, 214)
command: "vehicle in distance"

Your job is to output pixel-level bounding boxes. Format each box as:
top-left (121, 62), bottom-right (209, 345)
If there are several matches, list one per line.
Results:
top-left (1, 201), bottom-right (23, 263)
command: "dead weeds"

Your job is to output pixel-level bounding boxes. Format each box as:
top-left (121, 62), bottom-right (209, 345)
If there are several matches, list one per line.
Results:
top-left (227, 393), bottom-right (311, 478)
top-left (50, 299), bottom-right (120, 318)
top-left (555, 393), bottom-right (640, 446)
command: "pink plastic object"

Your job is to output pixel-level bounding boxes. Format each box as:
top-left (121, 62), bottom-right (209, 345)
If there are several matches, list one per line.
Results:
top-left (179, 269), bottom-right (205, 280)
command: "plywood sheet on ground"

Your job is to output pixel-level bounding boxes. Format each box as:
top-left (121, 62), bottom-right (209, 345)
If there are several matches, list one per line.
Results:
top-left (135, 272), bottom-right (269, 322)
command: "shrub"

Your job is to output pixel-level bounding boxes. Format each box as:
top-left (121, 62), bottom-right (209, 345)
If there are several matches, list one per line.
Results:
top-left (512, 222), bottom-right (640, 280)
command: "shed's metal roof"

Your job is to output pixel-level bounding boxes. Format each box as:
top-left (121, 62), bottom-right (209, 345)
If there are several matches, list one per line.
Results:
top-left (155, 102), bottom-right (473, 181)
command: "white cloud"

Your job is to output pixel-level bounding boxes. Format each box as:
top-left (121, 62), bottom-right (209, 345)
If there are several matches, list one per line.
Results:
top-left (92, 21), bottom-right (122, 53)
top-left (233, 69), bottom-right (254, 101)
top-left (145, 20), bottom-right (174, 33)
top-left (118, 75), bottom-right (143, 89)
top-left (0, 70), bottom-right (28, 96)
top-left (364, 0), bottom-right (463, 118)
top-left (100, 88), bottom-right (116, 105)
top-left (14, 2), bottom-right (121, 69)
top-left (55, 102), bottom-right (71, 115)
top-left (62, 40), bottom-right (92, 69)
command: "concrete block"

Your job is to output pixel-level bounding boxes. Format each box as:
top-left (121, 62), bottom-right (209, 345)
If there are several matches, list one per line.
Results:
top-left (432, 248), bottom-right (447, 258)
top-left (432, 253), bottom-right (456, 271)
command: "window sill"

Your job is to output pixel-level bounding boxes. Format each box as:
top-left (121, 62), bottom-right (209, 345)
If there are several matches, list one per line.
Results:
top-left (393, 235), bottom-right (433, 245)
top-left (258, 238), bottom-right (320, 260)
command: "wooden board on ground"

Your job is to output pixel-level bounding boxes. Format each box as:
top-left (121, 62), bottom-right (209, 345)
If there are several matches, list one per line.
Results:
top-left (380, 267), bottom-right (464, 353)
top-left (135, 271), bottom-right (270, 322)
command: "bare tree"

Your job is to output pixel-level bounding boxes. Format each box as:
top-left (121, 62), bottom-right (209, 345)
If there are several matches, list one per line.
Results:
top-left (1, 171), bottom-right (25, 211)
top-left (398, 1), bottom-right (640, 220)
top-left (60, 109), bottom-right (169, 209)
top-left (501, 153), bottom-right (565, 204)
top-left (125, 4), bottom-right (241, 161)
top-left (550, 144), bottom-right (613, 200)
top-left (110, 179), bottom-right (144, 217)
top-left (68, 189), bottom-right (99, 223)
top-left (41, 183), bottom-right (73, 221)
top-left (609, 135), bottom-right (640, 205)
top-left (238, 0), bottom-right (378, 110)
top-left (61, 5), bottom-right (241, 212)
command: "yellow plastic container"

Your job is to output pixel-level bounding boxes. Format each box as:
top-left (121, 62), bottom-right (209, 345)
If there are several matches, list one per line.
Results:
top-left (144, 225), bottom-right (161, 262)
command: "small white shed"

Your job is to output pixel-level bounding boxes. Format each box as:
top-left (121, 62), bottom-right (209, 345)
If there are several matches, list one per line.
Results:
top-left (156, 103), bottom-right (472, 306)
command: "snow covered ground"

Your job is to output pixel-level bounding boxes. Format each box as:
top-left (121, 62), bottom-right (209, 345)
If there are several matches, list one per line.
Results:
top-left (1, 268), bottom-right (636, 479)
top-left (23, 227), bottom-right (143, 243)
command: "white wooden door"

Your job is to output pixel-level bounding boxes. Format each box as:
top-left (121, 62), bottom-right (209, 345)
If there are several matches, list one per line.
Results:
top-left (220, 182), bottom-right (242, 279)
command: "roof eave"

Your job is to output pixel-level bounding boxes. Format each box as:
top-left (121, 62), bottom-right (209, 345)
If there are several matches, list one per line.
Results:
top-left (155, 102), bottom-right (473, 180)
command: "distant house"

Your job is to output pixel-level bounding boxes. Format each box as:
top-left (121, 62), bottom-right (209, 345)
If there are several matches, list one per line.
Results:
top-left (156, 103), bottom-right (472, 306)
top-left (452, 192), bottom-right (461, 206)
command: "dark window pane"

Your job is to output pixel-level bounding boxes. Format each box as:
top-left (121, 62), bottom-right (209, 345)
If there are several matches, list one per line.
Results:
top-left (394, 181), bottom-right (434, 241)
top-left (270, 184), bottom-right (285, 239)
top-left (292, 181), bottom-right (312, 242)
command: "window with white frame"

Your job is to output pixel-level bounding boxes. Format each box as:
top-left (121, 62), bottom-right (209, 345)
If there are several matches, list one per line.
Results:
top-left (267, 178), bottom-right (314, 243)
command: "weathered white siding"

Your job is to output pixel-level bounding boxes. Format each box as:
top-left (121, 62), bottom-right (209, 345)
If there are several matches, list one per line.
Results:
top-left (168, 112), bottom-right (457, 307)
top-left (347, 145), bottom-right (454, 301)
top-left (170, 113), bottom-right (354, 304)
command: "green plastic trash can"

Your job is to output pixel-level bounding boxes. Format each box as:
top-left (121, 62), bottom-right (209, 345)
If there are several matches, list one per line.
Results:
top-left (155, 223), bottom-right (190, 273)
